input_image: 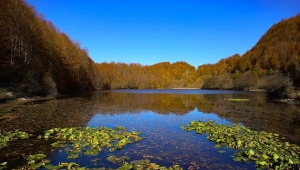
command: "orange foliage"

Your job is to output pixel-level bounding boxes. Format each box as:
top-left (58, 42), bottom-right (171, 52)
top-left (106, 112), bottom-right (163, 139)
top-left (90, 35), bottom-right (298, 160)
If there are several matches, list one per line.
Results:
top-left (197, 14), bottom-right (300, 87)
top-left (95, 61), bottom-right (196, 89)
top-left (0, 0), bottom-right (101, 93)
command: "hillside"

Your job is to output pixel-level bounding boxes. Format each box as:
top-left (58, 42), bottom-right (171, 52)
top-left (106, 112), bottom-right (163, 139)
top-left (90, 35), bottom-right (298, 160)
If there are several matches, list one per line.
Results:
top-left (0, 0), bottom-right (197, 98)
top-left (95, 13), bottom-right (300, 91)
top-left (198, 14), bottom-right (300, 94)
top-left (96, 61), bottom-right (196, 89)
top-left (239, 13), bottom-right (300, 83)
top-left (0, 0), bottom-right (101, 96)
top-left (1, 0), bottom-right (299, 99)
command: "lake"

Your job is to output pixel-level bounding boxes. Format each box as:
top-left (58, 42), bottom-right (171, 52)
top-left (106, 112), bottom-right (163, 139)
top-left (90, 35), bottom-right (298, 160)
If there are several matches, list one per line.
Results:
top-left (0, 89), bottom-right (300, 169)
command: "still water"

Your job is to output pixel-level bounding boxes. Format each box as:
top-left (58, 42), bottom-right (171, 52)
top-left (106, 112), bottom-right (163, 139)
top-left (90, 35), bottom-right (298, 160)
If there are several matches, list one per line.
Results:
top-left (0, 89), bottom-right (300, 169)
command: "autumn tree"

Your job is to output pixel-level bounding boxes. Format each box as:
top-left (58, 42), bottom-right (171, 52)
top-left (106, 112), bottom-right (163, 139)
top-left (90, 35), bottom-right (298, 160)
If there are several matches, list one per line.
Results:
top-left (0, 0), bottom-right (102, 95)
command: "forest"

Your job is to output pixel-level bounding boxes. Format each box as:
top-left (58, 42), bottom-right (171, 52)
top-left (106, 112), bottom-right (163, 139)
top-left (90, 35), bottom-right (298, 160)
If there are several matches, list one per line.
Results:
top-left (1, 0), bottom-right (300, 100)
top-left (0, 0), bottom-right (101, 96)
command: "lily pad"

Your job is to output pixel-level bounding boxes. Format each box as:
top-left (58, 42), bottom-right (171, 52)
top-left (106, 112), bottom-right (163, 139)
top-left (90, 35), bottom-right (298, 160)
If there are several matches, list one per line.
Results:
top-left (181, 120), bottom-right (300, 169)
top-left (0, 130), bottom-right (31, 149)
top-left (0, 162), bottom-right (7, 166)
top-left (219, 150), bottom-right (226, 153)
top-left (107, 155), bottom-right (130, 164)
top-left (44, 126), bottom-right (143, 158)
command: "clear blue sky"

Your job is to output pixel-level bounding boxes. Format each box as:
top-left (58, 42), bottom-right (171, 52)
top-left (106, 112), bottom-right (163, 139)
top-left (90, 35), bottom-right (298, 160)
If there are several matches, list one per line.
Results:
top-left (26, 0), bottom-right (300, 68)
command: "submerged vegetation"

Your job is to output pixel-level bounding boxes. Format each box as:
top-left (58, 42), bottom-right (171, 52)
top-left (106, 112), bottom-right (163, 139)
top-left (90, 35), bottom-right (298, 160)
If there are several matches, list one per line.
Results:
top-left (181, 120), bottom-right (300, 169)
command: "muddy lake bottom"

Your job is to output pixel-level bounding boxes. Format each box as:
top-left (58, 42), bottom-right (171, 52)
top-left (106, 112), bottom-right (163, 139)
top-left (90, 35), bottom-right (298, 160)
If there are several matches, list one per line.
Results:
top-left (0, 89), bottom-right (300, 169)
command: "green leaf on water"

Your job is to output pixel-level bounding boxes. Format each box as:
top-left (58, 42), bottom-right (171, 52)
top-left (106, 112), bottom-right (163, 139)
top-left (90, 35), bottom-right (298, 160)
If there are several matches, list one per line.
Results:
top-left (237, 140), bottom-right (242, 146)
top-left (248, 149), bottom-right (255, 156)
top-left (262, 154), bottom-right (269, 160)
top-left (180, 119), bottom-right (300, 169)
top-left (44, 164), bottom-right (60, 169)
top-left (257, 160), bottom-right (267, 166)
top-left (219, 150), bottom-right (226, 153)
top-left (30, 163), bottom-right (42, 169)
top-left (214, 144), bottom-right (221, 148)
top-left (118, 162), bottom-right (133, 170)
top-left (0, 162), bottom-right (7, 166)
top-left (233, 157), bottom-right (242, 161)
top-left (273, 154), bottom-right (279, 161)
top-left (67, 162), bottom-right (79, 169)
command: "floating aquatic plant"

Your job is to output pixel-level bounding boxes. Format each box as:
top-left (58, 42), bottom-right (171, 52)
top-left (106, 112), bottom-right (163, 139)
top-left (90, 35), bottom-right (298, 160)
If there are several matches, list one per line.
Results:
top-left (44, 126), bottom-right (143, 158)
top-left (23, 153), bottom-right (87, 170)
top-left (2, 126), bottom-right (184, 169)
top-left (0, 162), bottom-right (7, 170)
top-left (25, 153), bottom-right (51, 169)
top-left (0, 130), bottom-right (31, 149)
top-left (181, 120), bottom-right (300, 169)
top-left (117, 159), bottom-right (183, 170)
top-left (224, 98), bottom-right (250, 102)
top-left (106, 154), bottom-right (183, 169)
top-left (23, 154), bottom-right (183, 170)
top-left (107, 155), bottom-right (130, 164)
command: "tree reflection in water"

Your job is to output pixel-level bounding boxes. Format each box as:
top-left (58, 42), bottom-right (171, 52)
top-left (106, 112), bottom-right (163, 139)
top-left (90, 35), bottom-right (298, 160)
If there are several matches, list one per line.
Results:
top-left (0, 90), bottom-right (299, 169)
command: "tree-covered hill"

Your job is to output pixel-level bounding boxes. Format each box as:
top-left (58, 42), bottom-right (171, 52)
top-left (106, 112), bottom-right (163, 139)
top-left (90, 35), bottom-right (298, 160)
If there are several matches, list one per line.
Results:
top-left (198, 14), bottom-right (300, 95)
top-left (1, 0), bottom-right (299, 100)
top-left (0, 0), bottom-right (101, 95)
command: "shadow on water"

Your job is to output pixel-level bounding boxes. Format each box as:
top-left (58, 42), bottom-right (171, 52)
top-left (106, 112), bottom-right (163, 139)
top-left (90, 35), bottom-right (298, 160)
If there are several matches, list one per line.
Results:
top-left (0, 89), bottom-right (299, 169)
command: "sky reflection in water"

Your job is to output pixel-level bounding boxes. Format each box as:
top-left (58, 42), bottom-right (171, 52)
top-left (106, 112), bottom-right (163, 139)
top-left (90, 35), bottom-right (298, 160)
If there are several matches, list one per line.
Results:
top-left (44, 90), bottom-right (300, 169)
top-left (86, 110), bottom-right (252, 169)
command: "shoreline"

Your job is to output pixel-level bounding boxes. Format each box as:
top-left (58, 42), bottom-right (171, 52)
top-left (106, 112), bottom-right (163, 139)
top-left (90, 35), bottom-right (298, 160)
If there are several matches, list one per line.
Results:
top-left (0, 94), bottom-right (64, 106)
top-left (171, 88), bottom-right (200, 89)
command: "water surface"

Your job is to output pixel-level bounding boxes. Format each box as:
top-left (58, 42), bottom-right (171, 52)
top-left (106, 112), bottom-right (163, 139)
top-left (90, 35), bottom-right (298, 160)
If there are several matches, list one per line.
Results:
top-left (0, 89), bottom-right (299, 169)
